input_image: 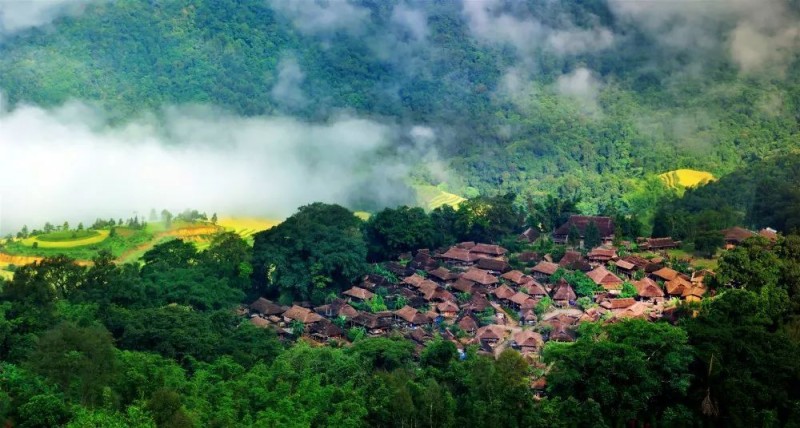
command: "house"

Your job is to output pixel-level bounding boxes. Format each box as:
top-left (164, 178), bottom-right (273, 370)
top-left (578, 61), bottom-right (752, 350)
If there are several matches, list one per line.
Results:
top-left (452, 278), bottom-right (476, 294)
top-left (457, 315), bottom-right (479, 334)
top-left (315, 299), bottom-right (358, 319)
top-left (393, 306), bottom-right (429, 327)
top-left (521, 309), bottom-right (537, 325)
top-left (427, 266), bottom-right (457, 282)
top-left (587, 247), bottom-right (617, 263)
top-left (521, 279), bottom-right (548, 297)
top-left (759, 227), bottom-right (779, 241)
top-left (640, 237), bottom-right (679, 251)
top-left (475, 325), bottom-right (507, 347)
top-left (586, 265), bottom-right (624, 292)
top-left (437, 301), bottom-right (460, 318)
top-left (283, 305), bottom-right (324, 325)
top-left (682, 284), bottom-right (707, 302)
top-left (470, 243), bottom-right (508, 257)
top-left (558, 250), bottom-right (584, 270)
top-left (492, 284), bottom-right (516, 300)
top-left (456, 241), bottom-right (477, 250)
top-left (721, 226), bottom-right (756, 248)
top-left (417, 281), bottom-right (439, 301)
top-left (476, 257), bottom-right (510, 273)
top-left (462, 267), bottom-right (499, 286)
top-left (624, 255), bottom-right (662, 273)
top-left (651, 267), bottom-right (681, 282)
top-left (531, 261), bottom-right (559, 280)
top-left (633, 277), bottom-right (665, 301)
top-left (614, 259), bottom-right (637, 278)
top-left (249, 316), bottom-right (270, 328)
top-left (343, 286), bottom-right (375, 302)
top-left (551, 279), bottom-right (577, 306)
top-left (599, 297), bottom-right (636, 310)
top-left (501, 270), bottom-right (527, 285)
top-left (432, 288), bottom-right (456, 302)
top-left (410, 250), bottom-right (438, 271)
top-left (665, 276), bottom-right (693, 297)
top-left (467, 293), bottom-right (491, 312)
top-left (360, 274), bottom-right (388, 290)
top-left (518, 252), bottom-right (539, 264)
top-left (402, 273), bottom-right (426, 288)
top-left (309, 319), bottom-right (343, 341)
top-left (509, 292), bottom-right (534, 310)
top-left (519, 227), bottom-right (541, 243)
top-left (439, 247), bottom-right (477, 264)
top-left (249, 298), bottom-right (285, 317)
top-left (553, 215), bottom-right (615, 247)
top-left (512, 330), bottom-right (544, 354)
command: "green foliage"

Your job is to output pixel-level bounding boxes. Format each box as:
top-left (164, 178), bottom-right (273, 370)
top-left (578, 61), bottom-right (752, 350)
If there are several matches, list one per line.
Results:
top-left (365, 206), bottom-right (438, 262)
top-left (584, 221), bottom-right (601, 249)
top-left (252, 203), bottom-right (368, 300)
top-left (620, 282), bottom-right (638, 299)
top-left (715, 237), bottom-right (781, 291)
top-left (535, 296), bottom-right (554, 316)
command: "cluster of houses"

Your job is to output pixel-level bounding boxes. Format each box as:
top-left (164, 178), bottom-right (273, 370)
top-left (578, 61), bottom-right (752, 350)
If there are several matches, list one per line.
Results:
top-left (243, 216), bottom-right (721, 366)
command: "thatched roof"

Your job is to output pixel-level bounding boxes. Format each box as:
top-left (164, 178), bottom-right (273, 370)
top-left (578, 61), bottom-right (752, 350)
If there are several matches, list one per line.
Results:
top-left (249, 298), bottom-right (285, 316)
top-left (452, 278), bottom-right (475, 293)
top-left (531, 261), bottom-right (559, 276)
top-left (394, 305), bottom-right (419, 323)
top-left (440, 247), bottom-right (476, 263)
top-left (457, 315), bottom-right (479, 332)
top-left (476, 257), bottom-right (510, 273)
top-left (283, 305), bottom-right (324, 324)
top-left (492, 284), bottom-right (516, 300)
top-left (462, 267), bottom-right (499, 285)
top-left (551, 281), bottom-right (577, 301)
top-left (343, 286), bottom-right (375, 301)
top-left (651, 267), bottom-right (680, 282)
top-left (514, 330), bottom-right (544, 348)
top-left (501, 270), bottom-right (526, 284)
top-left (471, 243), bottom-right (508, 256)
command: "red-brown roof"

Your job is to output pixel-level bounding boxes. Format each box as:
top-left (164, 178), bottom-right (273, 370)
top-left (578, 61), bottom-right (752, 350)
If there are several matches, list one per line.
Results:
top-left (471, 243), bottom-right (508, 256)
top-left (522, 279), bottom-right (548, 296)
top-left (501, 270), bottom-right (526, 284)
top-left (614, 259), bottom-right (636, 271)
top-left (633, 278), bottom-right (664, 298)
top-left (403, 273), bottom-right (426, 287)
top-left (510, 291), bottom-right (532, 305)
top-left (645, 237), bottom-right (679, 249)
top-left (721, 226), bottom-right (756, 243)
top-left (452, 278), bottom-right (475, 293)
top-left (441, 247), bottom-right (476, 262)
top-left (600, 298), bottom-right (636, 309)
top-left (587, 247), bottom-right (617, 260)
top-left (586, 266), bottom-right (623, 289)
top-left (249, 316), bottom-right (270, 328)
top-left (437, 301), bottom-right (460, 314)
top-left (427, 266), bottom-right (456, 281)
top-left (531, 261), bottom-right (559, 276)
top-left (476, 257), bottom-right (510, 272)
top-left (476, 325), bottom-right (506, 341)
top-left (343, 286), bottom-right (375, 301)
top-left (492, 284), bottom-right (516, 300)
top-left (552, 281), bottom-right (577, 301)
top-left (283, 305), bottom-right (324, 324)
top-left (514, 330), bottom-right (544, 348)
top-left (558, 250), bottom-right (584, 268)
top-left (666, 276), bottom-right (692, 295)
top-left (759, 228), bottom-right (779, 241)
top-left (652, 267), bottom-right (680, 282)
top-left (457, 315), bottom-right (479, 332)
top-left (462, 267), bottom-right (499, 285)
top-left (394, 305), bottom-right (419, 323)
top-left (249, 298), bottom-right (285, 316)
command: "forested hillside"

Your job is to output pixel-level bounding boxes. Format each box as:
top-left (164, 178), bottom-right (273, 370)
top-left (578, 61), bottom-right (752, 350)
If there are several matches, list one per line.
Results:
top-left (2, 0), bottom-right (799, 217)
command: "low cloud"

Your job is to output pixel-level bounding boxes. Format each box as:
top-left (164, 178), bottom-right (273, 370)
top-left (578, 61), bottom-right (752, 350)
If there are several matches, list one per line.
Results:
top-left (0, 0), bottom-right (90, 36)
top-left (267, 0), bottom-right (370, 35)
top-left (271, 56), bottom-right (308, 109)
top-left (0, 101), bottom-right (419, 233)
top-left (556, 68), bottom-right (603, 115)
top-left (461, 0), bottom-right (613, 60)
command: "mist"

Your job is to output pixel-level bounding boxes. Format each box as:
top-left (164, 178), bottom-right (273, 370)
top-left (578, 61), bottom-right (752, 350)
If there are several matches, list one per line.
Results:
top-left (0, 100), bottom-right (422, 234)
top-left (0, 0), bottom-right (90, 37)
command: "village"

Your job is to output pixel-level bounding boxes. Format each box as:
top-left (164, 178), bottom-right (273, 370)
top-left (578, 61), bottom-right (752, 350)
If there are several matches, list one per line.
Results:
top-left (242, 215), bottom-right (779, 390)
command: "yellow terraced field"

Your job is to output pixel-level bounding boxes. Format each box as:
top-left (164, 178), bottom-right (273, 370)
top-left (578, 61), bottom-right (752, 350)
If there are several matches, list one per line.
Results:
top-left (20, 229), bottom-right (111, 248)
top-left (217, 217), bottom-right (282, 235)
top-left (659, 169), bottom-right (715, 189)
top-left (415, 185), bottom-right (466, 210)
top-left (0, 270), bottom-right (12, 281)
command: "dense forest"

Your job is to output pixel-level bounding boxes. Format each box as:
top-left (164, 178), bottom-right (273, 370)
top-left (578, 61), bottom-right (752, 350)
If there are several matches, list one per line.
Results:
top-left (1, 0), bottom-right (800, 217)
top-left (2, 202), bottom-right (800, 427)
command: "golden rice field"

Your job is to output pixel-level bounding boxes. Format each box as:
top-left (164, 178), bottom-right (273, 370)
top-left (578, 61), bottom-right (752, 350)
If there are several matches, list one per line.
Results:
top-left (0, 269), bottom-right (12, 281)
top-left (659, 169), bottom-right (715, 189)
top-left (415, 185), bottom-right (466, 210)
top-left (19, 229), bottom-right (111, 248)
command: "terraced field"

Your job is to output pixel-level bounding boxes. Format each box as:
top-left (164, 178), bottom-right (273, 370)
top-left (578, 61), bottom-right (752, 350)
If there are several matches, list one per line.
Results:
top-left (20, 230), bottom-right (110, 248)
top-left (659, 169), bottom-right (715, 189)
top-left (414, 185), bottom-right (466, 210)
top-left (216, 217), bottom-right (282, 245)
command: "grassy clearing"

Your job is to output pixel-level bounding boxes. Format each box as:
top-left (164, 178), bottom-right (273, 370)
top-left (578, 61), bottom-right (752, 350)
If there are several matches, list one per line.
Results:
top-left (20, 230), bottom-right (110, 248)
top-left (5, 229), bottom-right (152, 260)
top-left (666, 248), bottom-right (719, 270)
top-left (0, 269), bottom-right (12, 281)
top-left (414, 185), bottom-right (466, 210)
top-left (36, 230), bottom-right (100, 242)
top-left (659, 169), bottom-right (715, 189)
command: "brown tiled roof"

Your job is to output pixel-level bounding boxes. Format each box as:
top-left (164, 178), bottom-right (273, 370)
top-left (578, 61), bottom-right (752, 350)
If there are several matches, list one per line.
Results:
top-left (514, 330), bottom-right (544, 348)
top-left (403, 274), bottom-right (426, 287)
top-left (522, 279), bottom-right (548, 296)
top-left (645, 237), bottom-right (679, 249)
top-left (471, 243), bottom-right (508, 256)
top-left (633, 278), bottom-right (664, 298)
top-left (531, 261), bottom-right (559, 276)
top-left (433, 288), bottom-right (456, 302)
top-left (721, 226), bottom-right (756, 243)
top-left (428, 266), bottom-right (456, 281)
top-left (652, 267), bottom-right (680, 282)
top-left (476, 257), bottom-right (510, 272)
top-left (682, 284), bottom-right (707, 298)
top-left (559, 250), bottom-right (584, 268)
top-left (456, 241), bottom-right (476, 250)
top-left (492, 284), bottom-right (516, 300)
top-left (249, 298), bottom-right (285, 316)
top-left (759, 228), bottom-right (779, 241)
top-left (310, 319), bottom-right (343, 338)
top-left (343, 286), bottom-right (375, 301)
top-left (418, 281), bottom-right (439, 300)
top-left (452, 278), bottom-right (475, 293)
top-left (437, 301), bottom-right (459, 314)
top-left (510, 291), bottom-right (532, 305)
top-left (394, 305), bottom-right (419, 323)
top-left (614, 259), bottom-right (636, 271)
top-left (600, 298), bottom-right (636, 309)
top-left (468, 294), bottom-right (491, 312)
top-left (554, 215), bottom-right (615, 237)
top-left (519, 228), bottom-right (540, 242)
top-left (586, 266), bottom-right (623, 289)
top-left (457, 315), bottom-right (479, 332)
top-left (587, 247), bottom-right (617, 260)
top-left (462, 267), bottom-right (499, 285)
top-left (521, 309), bottom-right (537, 322)
top-left (666, 277), bottom-right (692, 295)
top-left (552, 281), bottom-right (577, 301)
top-left (440, 247), bottom-right (476, 263)
top-left (283, 305), bottom-right (324, 324)
top-left (501, 270), bottom-right (526, 284)
top-left (476, 325), bottom-right (506, 341)
top-left (518, 252), bottom-right (539, 263)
